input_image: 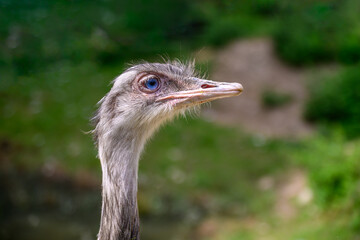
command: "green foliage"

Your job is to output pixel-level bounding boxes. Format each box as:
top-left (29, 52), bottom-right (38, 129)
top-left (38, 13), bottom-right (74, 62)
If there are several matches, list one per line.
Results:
top-left (261, 89), bottom-right (293, 109)
top-left (252, 0), bottom-right (280, 16)
top-left (298, 134), bottom-right (360, 206)
top-left (305, 65), bottom-right (360, 138)
top-left (0, 62), bottom-right (115, 171)
top-left (202, 17), bottom-right (244, 47)
top-left (292, 133), bottom-right (360, 234)
top-left (2, 0), bottom-right (360, 77)
top-left (199, 0), bottom-right (280, 47)
top-left (0, 0), bottom-right (207, 75)
top-left (274, 0), bottom-right (360, 65)
top-left (0, 0), bottom-right (284, 77)
top-left (140, 118), bottom-right (288, 216)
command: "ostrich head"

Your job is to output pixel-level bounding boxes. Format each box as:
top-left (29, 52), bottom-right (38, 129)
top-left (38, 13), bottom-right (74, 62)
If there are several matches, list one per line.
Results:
top-left (93, 61), bottom-right (242, 143)
top-left (93, 61), bottom-right (243, 240)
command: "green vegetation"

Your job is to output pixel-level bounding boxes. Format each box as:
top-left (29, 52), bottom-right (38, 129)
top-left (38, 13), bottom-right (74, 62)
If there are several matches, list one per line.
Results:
top-left (2, 0), bottom-right (360, 78)
top-left (190, 132), bottom-right (360, 240)
top-left (305, 65), bottom-right (360, 138)
top-left (274, 0), bottom-right (360, 65)
top-left (140, 118), bottom-right (289, 215)
top-left (261, 89), bottom-right (293, 109)
top-left (293, 134), bottom-right (360, 230)
top-left (0, 0), bottom-right (204, 76)
top-left (0, 62), bottom-right (110, 171)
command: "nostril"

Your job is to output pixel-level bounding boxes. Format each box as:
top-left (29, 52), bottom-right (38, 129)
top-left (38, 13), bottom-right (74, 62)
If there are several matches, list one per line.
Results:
top-left (201, 84), bottom-right (216, 89)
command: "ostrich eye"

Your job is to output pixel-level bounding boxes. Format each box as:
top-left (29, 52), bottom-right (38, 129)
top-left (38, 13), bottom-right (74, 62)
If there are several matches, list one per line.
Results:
top-left (138, 75), bottom-right (161, 93)
top-left (144, 77), bottom-right (159, 91)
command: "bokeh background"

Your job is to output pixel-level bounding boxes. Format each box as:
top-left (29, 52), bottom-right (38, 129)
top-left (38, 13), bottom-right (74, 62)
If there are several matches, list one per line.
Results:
top-left (1, 0), bottom-right (360, 239)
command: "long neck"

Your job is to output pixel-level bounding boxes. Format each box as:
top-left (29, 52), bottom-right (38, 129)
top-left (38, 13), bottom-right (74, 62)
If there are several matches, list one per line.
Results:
top-left (97, 129), bottom-right (146, 240)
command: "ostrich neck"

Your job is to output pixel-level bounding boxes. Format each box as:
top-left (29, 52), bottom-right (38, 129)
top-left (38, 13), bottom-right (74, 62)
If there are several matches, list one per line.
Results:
top-left (97, 129), bottom-right (147, 240)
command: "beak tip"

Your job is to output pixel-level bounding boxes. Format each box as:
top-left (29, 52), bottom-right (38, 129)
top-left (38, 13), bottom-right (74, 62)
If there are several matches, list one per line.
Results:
top-left (233, 82), bottom-right (244, 94)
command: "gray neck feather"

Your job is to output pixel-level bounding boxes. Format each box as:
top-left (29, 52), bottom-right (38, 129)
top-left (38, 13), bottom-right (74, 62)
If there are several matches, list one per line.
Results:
top-left (97, 128), bottom-right (146, 240)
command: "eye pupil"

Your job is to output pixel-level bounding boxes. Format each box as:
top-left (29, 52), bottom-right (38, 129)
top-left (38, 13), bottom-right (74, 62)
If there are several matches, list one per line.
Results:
top-left (145, 77), bottom-right (159, 90)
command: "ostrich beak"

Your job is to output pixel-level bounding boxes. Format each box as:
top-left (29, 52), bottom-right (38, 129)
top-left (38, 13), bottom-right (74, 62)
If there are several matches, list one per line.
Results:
top-left (156, 78), bottom-right (243, 107)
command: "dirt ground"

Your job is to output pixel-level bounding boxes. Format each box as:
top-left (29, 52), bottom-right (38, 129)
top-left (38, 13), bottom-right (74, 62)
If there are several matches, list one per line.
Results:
top-left (199, 38), bottom-right (314, 139)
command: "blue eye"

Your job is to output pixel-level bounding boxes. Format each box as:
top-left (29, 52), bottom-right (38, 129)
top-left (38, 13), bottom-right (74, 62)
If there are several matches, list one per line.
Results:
top-left (144, 77), bottom-right (159, 91)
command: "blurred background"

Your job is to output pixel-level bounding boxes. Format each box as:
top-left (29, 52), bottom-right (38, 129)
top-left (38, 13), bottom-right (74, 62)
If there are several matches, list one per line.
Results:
top-left (1, 0), bottom-right (360, 239)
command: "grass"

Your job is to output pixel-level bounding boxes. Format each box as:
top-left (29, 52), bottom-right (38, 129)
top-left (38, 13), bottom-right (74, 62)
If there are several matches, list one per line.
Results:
top-left (212, 200), bottom-right (357, 240)
top-left (140, 118), bottom-right (290, 216)
top-left (0, 61), bottom-right (114, 171)
top-left (261, 89), bottom-right (293, 109)
top-left (196, 132), bottom-right (360, 240)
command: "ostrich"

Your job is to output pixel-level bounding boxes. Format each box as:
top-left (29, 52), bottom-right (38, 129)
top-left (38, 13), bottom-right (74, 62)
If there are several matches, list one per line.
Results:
top-left (92, 61), bottom-right (243, 240)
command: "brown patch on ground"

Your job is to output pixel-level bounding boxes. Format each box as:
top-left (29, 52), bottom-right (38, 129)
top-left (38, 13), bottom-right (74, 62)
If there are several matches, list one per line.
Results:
top-left (256, 170), bottom-right (313, 221)
top-left (200, 38), bottom-right (314, 138)
top-left (275, 169), bottom-right (313, 220)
